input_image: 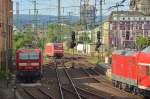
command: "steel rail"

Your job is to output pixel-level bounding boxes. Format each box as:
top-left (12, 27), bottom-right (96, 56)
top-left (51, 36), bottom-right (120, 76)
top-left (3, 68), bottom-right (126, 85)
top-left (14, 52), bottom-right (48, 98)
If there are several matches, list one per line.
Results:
top-left (63, 66), bottom-right (82, 99)
top-left (76, 87), bottom-right (106, 99)
top-left (23, 88), bottom-right (53, 99)
top-left (55, 58), bottom-right (82, 99)
top-left (62, 87), bottom-right (89, 99)
top-left (38, 88), bottom-right (56, 99)
top-left (55, 60), bottom-right (65, 99)
top-left (23, 88), bottom-right (37, 99)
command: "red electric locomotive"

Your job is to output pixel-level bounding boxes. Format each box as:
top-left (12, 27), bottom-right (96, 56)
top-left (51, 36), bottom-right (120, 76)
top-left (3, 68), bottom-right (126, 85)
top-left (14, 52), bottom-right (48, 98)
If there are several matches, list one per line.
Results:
top-left (16, 49), bottom-right (42, 82)
top-left (112, 48), bottom-right (150, 97)
top-left (45, 43), bottom-right (64, 58)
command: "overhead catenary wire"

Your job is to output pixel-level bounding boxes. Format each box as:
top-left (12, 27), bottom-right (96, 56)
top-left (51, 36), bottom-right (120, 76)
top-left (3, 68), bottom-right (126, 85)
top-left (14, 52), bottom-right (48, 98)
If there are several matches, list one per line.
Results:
top-left (13, 0), bottom-right (130, 15)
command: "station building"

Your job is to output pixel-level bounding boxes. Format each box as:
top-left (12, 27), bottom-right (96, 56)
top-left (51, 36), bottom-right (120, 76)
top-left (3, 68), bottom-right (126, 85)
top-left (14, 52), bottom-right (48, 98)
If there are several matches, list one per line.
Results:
top-left (92, 11), bottom-right (150, 49)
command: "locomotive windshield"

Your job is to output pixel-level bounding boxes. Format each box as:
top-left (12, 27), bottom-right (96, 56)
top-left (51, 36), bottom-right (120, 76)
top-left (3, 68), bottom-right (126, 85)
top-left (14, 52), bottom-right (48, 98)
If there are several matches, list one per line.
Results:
top-left (19, 52), bottom-right (39, 60)
top-left (54, 44), bottom-right (63, 49)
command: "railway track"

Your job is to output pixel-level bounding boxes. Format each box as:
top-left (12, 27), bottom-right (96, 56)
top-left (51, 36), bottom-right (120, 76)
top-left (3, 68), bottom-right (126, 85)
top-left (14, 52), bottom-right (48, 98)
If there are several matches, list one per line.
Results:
top-left (16, 57), bottom-right (141, 99)
top-left (55, 58), bottom-right (82, 99)
top-left (54, 59), bottom-right (116, 99)
top-left (23, 87), bottom-right (55, 99)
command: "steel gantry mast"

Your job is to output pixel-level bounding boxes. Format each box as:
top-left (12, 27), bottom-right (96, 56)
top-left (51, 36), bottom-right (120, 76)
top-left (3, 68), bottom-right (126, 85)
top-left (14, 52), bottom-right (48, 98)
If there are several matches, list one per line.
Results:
top-left (16, 2), bottom-right (20, 30)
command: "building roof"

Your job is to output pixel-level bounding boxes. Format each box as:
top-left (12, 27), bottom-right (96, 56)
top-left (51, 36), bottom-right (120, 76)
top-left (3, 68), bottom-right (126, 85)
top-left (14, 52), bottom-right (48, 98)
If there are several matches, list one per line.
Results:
top-left (108, 11), bottom-right (144, 21)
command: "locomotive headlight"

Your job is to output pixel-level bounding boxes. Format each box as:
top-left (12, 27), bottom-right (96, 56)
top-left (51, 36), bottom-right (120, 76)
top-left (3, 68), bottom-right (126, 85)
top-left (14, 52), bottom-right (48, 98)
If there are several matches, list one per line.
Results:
top-left (19, 63), bottom-right (27, 66)
top-left (31, 63), bottom-right (39, 66)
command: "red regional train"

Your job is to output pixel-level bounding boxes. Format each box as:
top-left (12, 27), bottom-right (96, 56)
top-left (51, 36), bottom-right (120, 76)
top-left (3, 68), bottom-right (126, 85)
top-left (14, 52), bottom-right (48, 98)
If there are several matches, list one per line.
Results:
top-left (112, 47), bottom-right (150, 97)
top-left (45, 43), bottom-right (64, 58)
top-left (16, 49), bottom-right (42, 82)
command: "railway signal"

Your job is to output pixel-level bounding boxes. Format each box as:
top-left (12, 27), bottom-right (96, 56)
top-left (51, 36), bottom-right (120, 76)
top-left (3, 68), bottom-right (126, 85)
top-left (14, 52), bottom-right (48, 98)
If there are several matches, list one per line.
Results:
top-left (95, 40), bottom-right (102, 51)
top-left (70, 41), bottom-right (76, 49)
top-left (70, 31), bottom-right (76, 49)
top-left (95, 31), bottom-right (102, 51)
top-left (71, 31), bottom-right (76, 41)
top-left (97, 31), bottom-right (101, 40)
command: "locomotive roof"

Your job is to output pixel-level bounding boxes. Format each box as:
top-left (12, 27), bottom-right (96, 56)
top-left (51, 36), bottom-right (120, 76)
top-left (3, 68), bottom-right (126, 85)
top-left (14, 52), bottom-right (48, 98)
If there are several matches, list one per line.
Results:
top-left (16, 49), bottom-right (41, 53)
top-left (113, 50), bottom-right (136, 56)
top-left (113, 50), bottom-right (126, 55)
top-left (124, 51), bottom-right (136, 56)
top-left (142, 46), bottom-right (150, 53)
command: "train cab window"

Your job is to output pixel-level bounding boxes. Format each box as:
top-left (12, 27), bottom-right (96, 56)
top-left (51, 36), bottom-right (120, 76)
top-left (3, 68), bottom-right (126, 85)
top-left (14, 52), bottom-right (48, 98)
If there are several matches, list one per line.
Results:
top-left (19, 53), bottom-right (28, 60)
top-left (29, 52), bottom-right (39, 60)
top-left (54, 44), bottom-right (63, 49)
top-left (146, 66), bottom-right (150, 76)
top-left (19, 52), bottom-right (39, 60)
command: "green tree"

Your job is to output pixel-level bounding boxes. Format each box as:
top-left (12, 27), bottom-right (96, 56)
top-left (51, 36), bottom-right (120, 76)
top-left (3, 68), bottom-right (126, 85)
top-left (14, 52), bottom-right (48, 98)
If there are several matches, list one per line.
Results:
top-left (136, 36), bottom-right (149, 50)
top-left (47, 24), bottom-right (72, 43)
top-left (13, 31), bottom-right (33, 55)
top-left (37, 37), bottom-right (46, 50)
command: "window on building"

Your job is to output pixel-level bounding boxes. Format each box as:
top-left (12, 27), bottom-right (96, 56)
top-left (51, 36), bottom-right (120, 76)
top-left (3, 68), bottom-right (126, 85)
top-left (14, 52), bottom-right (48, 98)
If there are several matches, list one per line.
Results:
top-left (113, 17), bottom-right (117, 21)
top-left (139, 24), bottom-right (142, 29)
top-left (122, 32), bottom-right (126, 37)
top-left (126, 31), bottom-right (130, 40)
top-left (127, 25), bottom-right (130, 30)
top-left (146, 66), bottom-right (150, 76)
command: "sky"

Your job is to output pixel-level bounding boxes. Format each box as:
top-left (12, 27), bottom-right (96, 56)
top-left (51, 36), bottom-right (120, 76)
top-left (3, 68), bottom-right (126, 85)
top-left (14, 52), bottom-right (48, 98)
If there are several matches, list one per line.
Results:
top-left (12, 0), bottom-right (130, 16)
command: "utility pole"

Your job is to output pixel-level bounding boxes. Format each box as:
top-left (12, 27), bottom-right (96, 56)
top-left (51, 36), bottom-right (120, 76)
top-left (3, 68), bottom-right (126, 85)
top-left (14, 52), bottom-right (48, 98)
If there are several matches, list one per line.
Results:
top-left (57, 0), bottom-right (61, 42)
top-left (3, 0), bottom-right (9, 81)
top-left (58, 0), bottom-right (61, 23)
top-left (49, 0), bottom-right (51, 23)
top-left (94, 0), bottom-right (97, 26)
top-left (29, 9), bottom-right (31, 29)
top-left (116, 3), bottom-right (119, 49)
top-left (16, 2), bottom-right (19, 30)
top-left (80, 0), bottom-right (90, 54)
top-left (68, 11), bottom-right (73, 32)
top-left (33, 0), bottom-right (38, 34)
top-left (98, 0), bottom-right (105, 62)
top-left (109, 2), bottom-right (124, 49)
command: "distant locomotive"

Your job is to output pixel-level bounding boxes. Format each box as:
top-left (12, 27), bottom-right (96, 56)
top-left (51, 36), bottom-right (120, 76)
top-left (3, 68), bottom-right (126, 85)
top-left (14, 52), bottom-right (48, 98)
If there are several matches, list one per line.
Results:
top-left (112, 47), bottom-right (150, 97)
top-left (45, 43), bottom-right (64, 58)
top-left (16, 49), bottom-right (42, 82)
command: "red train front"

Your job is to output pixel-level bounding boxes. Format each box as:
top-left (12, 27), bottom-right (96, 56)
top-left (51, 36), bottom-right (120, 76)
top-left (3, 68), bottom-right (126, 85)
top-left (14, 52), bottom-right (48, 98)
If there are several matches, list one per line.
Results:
top-left (16, 49), bottom-right (42, 82)
top-left (112, 48), bottom-right (150, 97)
top-left (45, 43), bottom-right (64, 58)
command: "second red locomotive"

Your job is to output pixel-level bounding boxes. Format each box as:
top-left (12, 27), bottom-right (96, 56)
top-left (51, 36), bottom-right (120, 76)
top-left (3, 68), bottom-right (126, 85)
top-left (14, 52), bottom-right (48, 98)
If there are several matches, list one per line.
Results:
top-left (45, 43), bottom-right (64, 58)
top-left (112, 47), bottom-right (150, 97)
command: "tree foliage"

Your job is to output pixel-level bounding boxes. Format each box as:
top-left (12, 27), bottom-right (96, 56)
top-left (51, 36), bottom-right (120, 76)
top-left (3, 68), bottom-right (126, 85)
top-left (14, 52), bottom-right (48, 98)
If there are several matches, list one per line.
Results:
top-left (47, 24), bottom-right (72, 43)
top-left (13, 31), bottom-right (33, 54)
top-left (136, 36), bottom-right (149, 50)
top-left (37, 37), bottom-right (46, 50)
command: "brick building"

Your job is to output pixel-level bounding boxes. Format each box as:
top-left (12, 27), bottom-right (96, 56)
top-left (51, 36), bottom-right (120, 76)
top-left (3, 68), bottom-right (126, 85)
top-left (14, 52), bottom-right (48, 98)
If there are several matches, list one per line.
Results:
top-left (109, 11), bottom-right (150, 48)
top-left (0, 0), bottom-right (13, 70)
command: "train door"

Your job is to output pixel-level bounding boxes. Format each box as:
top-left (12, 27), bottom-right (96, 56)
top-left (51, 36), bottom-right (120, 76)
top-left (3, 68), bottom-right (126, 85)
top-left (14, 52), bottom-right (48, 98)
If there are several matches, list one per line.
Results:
top-left (138, 63), bottom-right (150, 90)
